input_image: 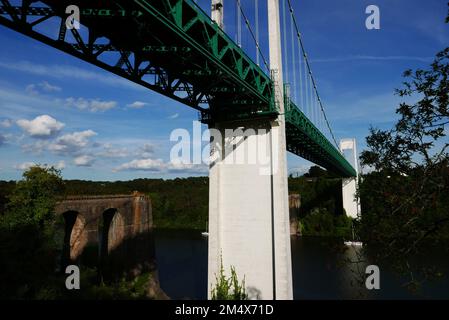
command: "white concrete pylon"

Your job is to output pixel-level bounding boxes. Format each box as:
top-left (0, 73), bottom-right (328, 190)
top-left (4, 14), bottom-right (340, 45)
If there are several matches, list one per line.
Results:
top-left (207, 0), bottom-right (293, 300)
top-left (211, 0), bottom-right (224, 29)
top-left (340, 138), bottom-right (361, 219)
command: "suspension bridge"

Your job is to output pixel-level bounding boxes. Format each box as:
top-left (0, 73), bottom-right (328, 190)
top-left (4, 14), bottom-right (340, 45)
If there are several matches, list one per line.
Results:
top-left (0, 0), bottom-right (360, 299)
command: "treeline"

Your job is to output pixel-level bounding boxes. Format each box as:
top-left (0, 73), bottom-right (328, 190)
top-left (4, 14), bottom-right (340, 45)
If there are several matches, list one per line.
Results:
top-left (289, 167), bottom-right (351, 237)
top-left (0, 166), bottom-right (350, 235)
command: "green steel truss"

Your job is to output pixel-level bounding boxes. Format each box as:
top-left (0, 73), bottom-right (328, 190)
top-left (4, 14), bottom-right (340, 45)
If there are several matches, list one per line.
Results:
top-left (284, 92), bottom-right (356, 177)
top-left (0, 0), bottom-right (275, 117)
top-left (0, 0), bottom-right (356, 177)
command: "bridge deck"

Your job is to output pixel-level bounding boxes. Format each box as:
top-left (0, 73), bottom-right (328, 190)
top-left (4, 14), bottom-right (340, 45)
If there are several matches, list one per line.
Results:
top-left (0, 0), bottom-right (356, 177)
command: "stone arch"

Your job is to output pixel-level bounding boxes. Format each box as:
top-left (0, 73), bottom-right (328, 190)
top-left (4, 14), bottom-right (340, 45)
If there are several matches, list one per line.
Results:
top-left (62, 210), bottom-right (87, 266)
top-left (99, 208), bottom-right (125, 257)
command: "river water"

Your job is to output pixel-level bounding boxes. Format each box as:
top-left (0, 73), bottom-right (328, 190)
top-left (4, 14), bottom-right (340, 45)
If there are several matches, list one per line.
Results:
top-left (154, 229), bottom-right (449, 299)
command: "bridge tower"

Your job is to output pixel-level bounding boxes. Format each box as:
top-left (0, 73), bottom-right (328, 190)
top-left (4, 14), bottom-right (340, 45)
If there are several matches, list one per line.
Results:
top-left (207, 0), bottom-right (293, 300)
top-left (211, 0), bottom-right (224, 29)
top-left (340, 138), bottom-right (361, 219)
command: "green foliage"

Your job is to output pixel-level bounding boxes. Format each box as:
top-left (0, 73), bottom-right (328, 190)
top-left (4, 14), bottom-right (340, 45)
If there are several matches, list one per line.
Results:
top-left (0, 166), bottom-right (155, 300)
top-left (0, 166), bottom-right (65, 299)
top-left (71, 267), bottom-right (152, 300)
top-left (358, 12), bottom-right (449, 283)
top-left (300, 208), bottom-right (352, 238)
top-left (211, 260), bottom-right (247, 300)
top-left (359, 47), bottom-right (449, 248)
top-left (3, 166), bottom-right (64, 227)
top-left (60, 177), bottom-right (209, 230)
top-left (289, 168), bottom-right (348, 237)
top-left (0, 171), bottom-right (346, 233)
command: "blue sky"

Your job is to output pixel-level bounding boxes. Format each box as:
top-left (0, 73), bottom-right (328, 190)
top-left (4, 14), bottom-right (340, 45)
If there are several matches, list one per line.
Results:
top-left (0, 0), bottom-right (448, 181)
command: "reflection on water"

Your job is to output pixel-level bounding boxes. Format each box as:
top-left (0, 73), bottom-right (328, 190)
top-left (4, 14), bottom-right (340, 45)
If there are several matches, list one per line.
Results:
top-left (154, 229), bottom-right (449, 300)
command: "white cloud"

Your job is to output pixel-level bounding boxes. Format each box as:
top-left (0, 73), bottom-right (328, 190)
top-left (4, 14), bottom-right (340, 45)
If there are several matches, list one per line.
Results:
top-left (126, 101), bottom-right (147, 109)
top-left (114, 158), bottom-right (165, 172)
top-left (73, 155), bottom-right (95, 167)
top-left (65, 97), bottom-right (117, 112)
top-left (48, 129), bottom-right (97, 155)
top-left (21, 140), bottom-right (49, 154)
top-left (168, 113), bottom-right (179, 119)
top-left (167, 161), bottom-right (208, 174)
top-left (137, 143), bottom-right (156, 158)
top-left (40, 81), bottom-right (62, 93)
top-left (97, 143), bottom-right (129, 158)
top-left (0, 134), bottom-right (5, 146)
top-left (114, 158), bottom-right (207, 174)
top-left (14, 162), bottom-right (36, 171)
top-left (25, 84), bottom-right (39, 95)
top-left (26, 81), bottom-right (61, 95)
top-left (0, 119), bottom-right (13, 128)
top-left (54, 160), bottom-right (66, 170)
top-left (14, 160), bottom-right (65, 171)
top-left (17, 115), bottom-right (65, 138)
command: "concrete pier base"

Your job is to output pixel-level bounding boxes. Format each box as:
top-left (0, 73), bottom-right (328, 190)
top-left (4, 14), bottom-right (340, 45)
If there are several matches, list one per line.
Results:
top-left (207, 119), bottom-right (293, 300)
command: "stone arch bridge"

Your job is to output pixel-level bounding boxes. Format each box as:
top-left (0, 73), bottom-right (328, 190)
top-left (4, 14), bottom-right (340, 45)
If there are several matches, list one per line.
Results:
top-left (55, 192), bottom-right (154, 278)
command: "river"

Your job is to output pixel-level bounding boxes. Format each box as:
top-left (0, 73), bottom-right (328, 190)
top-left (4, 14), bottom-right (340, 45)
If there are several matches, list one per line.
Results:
top-left (153, 229), bottom-right (449, 299)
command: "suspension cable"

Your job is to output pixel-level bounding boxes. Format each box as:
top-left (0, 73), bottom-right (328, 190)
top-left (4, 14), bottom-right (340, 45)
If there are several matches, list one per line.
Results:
top-left (235, 0), bottom-right (270, 73)
top-left (255, 0), bottom-right (260, 66)
top-left (297, 37), bottom-right (303, 111)
top-left (286, 0), bottom-right (339, 148)
top-left (282, 0), bottom-right (289, 83)
top-left (237, 0), bottom-right (242, 47)
top-left (289, 6), bottom-right (297, 103)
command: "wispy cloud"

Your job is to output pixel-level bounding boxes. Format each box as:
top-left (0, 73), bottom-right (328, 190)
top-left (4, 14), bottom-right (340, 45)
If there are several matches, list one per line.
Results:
top-left (126, 101), bottom-right (147, 109)
top-left (14, 160), bottom-right (65, 171)
top-left (0, 119), bottom-right (13, 128)
top-left (96, 143), bottom-right (129, 158)
top-left (26, 81), bottom-right (62, 95)
top-left (114, 158), bottom-right (207, 174)
top-left (73, 155), bottom-right (95, 167)
top-left (48, 129), bottom-right (97, 155)
top-left (168, 113), bottom-right (179, 119)
top-left (65, 97), bottom-right (117, 112)
top-left (310, 55), bottom-right (434, 63)
top-left (0, 60), bottom-right (142, 90)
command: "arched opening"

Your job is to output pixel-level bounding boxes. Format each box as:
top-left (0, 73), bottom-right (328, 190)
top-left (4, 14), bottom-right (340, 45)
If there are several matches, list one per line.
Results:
top-left (62, 210), bottom-right (85, 268)
top-left (99, 208), bottom-right (124, 280)
top-left (99, 208), bottom-right (117, 259)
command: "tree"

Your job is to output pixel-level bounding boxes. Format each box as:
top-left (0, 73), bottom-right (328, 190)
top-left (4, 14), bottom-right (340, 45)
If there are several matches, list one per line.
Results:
top-left (0, 165), bottom-right (65, 299)
top-left (358, 7), bottom-right (449, 282)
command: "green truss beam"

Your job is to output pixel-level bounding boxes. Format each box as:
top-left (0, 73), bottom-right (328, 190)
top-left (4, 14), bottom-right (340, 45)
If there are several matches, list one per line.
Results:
top-left (0, 0), bottom-right (356, 177)
top-left (284, 93), bottom-right (356, 177)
